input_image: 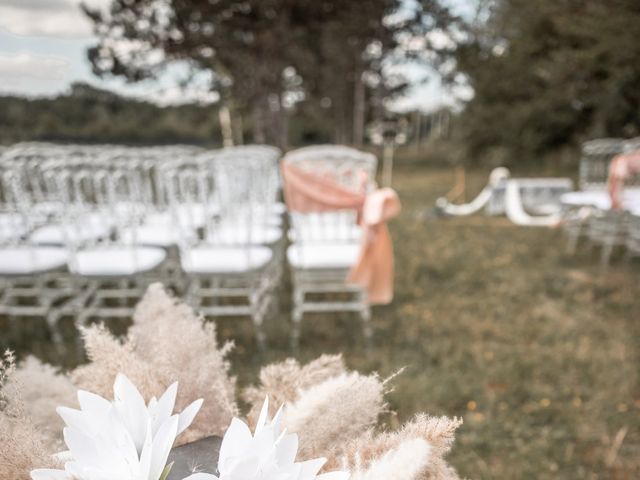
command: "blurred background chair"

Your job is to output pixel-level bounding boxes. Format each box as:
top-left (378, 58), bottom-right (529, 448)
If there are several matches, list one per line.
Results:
top-left (0, 160), bottom-right (70, 346)
top-left (560, 137), bottom-right (640, 264)
top-left (51, 161), bottom-right (168, 327)
top-left (166, 146), bottom-right (282, 347)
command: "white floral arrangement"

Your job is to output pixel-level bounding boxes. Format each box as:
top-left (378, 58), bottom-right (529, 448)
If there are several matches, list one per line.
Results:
top-left (0, 284), bottom-right (462, 480)
top-left (30, 373), bottom-right (348, 480)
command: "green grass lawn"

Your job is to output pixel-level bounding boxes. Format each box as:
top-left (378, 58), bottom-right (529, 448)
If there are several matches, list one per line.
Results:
top-left (3, 166), bottom-right (639, 479)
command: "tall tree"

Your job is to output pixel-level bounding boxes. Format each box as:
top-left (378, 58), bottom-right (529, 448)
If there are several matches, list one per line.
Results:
top-left (453, 0), bottom-right (640, 162)
top-left (83, 0), bottom-right (453, 146)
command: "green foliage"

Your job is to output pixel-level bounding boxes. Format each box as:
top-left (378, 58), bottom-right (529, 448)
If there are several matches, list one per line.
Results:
top-left (0, 83), bottom-right (221, 146)
top-left (455, 0), bottom-right (640, 163)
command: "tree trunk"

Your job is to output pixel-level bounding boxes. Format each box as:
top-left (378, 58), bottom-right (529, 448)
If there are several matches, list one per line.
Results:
top-left (252, 101), bottom-right (266, 144)
top-left (279, 93), bottom-right (289, 149)
top-left (218, 105), bottom-right (234, 147)
top-left (414, 111), bottom-right (422, 153)
top-left (352, 71), bottom-right (365, 147)
top-left (233, 112), bottom-right (244, 145)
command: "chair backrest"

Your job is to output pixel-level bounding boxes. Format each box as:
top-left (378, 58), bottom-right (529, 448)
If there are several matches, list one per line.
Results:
top-left (162, 146), bottom-right (283, 250)
top-left (0, 163), bottom-right (33, 246)
top-left (162, 157), bottom-right (220, 251)
top-left (50, 163), bottom-right (146, 254)
top-left (210, 145), bottom-right (281, 209)
top-left (284, 145), bottom-right (377, 192)
top-left (283, 145), bottom-right (376, 245)
top-left (579, 138), bottom-right (625, 190)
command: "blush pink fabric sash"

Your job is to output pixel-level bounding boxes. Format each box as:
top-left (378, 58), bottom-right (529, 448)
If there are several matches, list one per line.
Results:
top-left (608, 151), bottom-right (640, 210)
top-left (282, 161), bottom-right (401, 305)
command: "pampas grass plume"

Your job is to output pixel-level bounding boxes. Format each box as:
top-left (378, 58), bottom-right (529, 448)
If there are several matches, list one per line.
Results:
top-left (244, 354), bottom-right (346, 424)
top-left (0, 351), bottom-right (57, 480)
top-left (284, 372), bottom-right (385, 458)
top-left (350, 438), bottom-right (431, 480)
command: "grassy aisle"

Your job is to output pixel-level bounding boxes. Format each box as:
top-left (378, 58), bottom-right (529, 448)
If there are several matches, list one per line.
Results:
top-left (2, 166), bottom-right (638, 478)
top-left (229, 167), bottom-right (640, 479)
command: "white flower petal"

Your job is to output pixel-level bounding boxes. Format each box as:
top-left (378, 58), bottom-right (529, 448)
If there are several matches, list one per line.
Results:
top-left (181, 474), bottom-right (219, 480)
top-left (255, 396), bottom-right (269, 434)
top-left (218, 417), bottom-right (253, 471)
top-left (114, 373), bottom-right (150, 453)
top-left (153, 382), bottom-right (178, 432)
top-left (30, 468), bottom-right (70, 480)
top-left (271, 403), bottom-right (284, 432)
top-left (56, 407), bottom-right (87, 432)
top-left (63, 427), bottom-right (101, 469)
top-left (177, 398), bottom-right (203, 434)
top-left (149, 415), bottom-right (179, 480)
top-left (275, 433), bottom-right (298, 466)
top-left (297, 457), bottom-right (327, 480)
top-left (316, 472), bottom-right (350, 480)
top-left (77, 390), bottom-right (111, 416)
top-left (139, 418), bottom-right (154, 479)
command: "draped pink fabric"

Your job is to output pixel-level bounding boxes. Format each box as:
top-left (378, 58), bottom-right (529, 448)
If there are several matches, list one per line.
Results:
top-left (608, 151), bottom-right (640, 210)
top-left (282, 161), bottom-right (401, 305)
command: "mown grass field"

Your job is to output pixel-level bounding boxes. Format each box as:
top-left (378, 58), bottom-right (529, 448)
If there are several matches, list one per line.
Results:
top-left (3, 166), bottom-right (639, 479)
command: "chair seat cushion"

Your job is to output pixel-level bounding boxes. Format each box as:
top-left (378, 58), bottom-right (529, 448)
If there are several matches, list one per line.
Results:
top-left (30, 219), bottom-right (112, 245)
top-left (70, 247), bottom-right (166, 276)
top-left (208, 224), bottom-right (283, 245)
top-left (145, 203), bottom-right (218, 229)
top-left (287, 242), bottom-right (361, 269)
top-left (181, 246), bottom-right (273, 273)
top-left (288, 225), bottom-right (362, 243)
top-left (120, 224), bottom-right (194, 247)
top-left (0, 247), bottom-right (68, 275)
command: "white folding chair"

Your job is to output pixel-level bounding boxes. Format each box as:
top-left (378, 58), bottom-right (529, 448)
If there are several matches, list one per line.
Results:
top-left (53, 164), bottom-right (167, 326)
top-left (585, 209), bottom-right (629, 267)
top-left (283, 145), bottom-right (377, 346)
top-left (165, 149), bottom-right (281, 347)
top-left (0, 163), bottom-right (70, 345)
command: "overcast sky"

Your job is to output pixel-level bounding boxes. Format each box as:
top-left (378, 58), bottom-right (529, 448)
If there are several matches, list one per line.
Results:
top-left (0, 0), bottom-right (475, 111)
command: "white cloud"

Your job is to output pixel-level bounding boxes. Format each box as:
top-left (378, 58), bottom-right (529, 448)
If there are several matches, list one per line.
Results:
top-left (0, 0), bottom-right (109, 38)
top-left (0, 51), bottom-right (69, 80)
top-left (0, 51), bottom-right (70, 95)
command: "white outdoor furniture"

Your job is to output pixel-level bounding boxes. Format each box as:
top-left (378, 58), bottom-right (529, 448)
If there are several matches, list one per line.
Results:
top-left (626, 210), bottom-right (640, 259)
top-left (436, 167), bottom-right (572, 225)
top-left (559, 187), bottom-right (640, 263)
top-left (51, 163), bottom-right (168, 326)
top-left (0, 164), bottom-right (71, 346)
top-left (165, 146), bottom-right (282, 347)
top-left (283, 145), bottom-right (377, 347)
top-left (488, 177), bottom-right (573, 217)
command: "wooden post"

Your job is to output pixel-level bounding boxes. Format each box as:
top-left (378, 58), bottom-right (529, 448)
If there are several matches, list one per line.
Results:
top-left (219, 105), bottom-right (234, 147)
top-left (382, 141), bottom-right (394, 187)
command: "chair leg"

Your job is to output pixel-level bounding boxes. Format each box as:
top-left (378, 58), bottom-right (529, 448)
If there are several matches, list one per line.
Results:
top-left (250, 291), bottom-right (268, 351)
top-left (45, 308), bottom-right (65, 355)
top-left (601, 241), bottom-right (614, 268)
top-left (185, 278), bottom-right (200, 309)
top-left (566, 230), bottom-right (580, 255)
top-left (360, 290), bottom-right (373, 347)
top-left (291, 287), bottom-right (304, 352)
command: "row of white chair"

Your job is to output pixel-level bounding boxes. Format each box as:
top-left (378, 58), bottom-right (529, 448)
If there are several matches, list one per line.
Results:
top-left (0, 145), bottom-right (284, 347)
top-left (0, 143), bottom-right (378, 349)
